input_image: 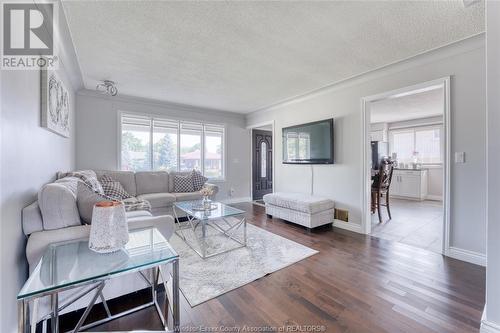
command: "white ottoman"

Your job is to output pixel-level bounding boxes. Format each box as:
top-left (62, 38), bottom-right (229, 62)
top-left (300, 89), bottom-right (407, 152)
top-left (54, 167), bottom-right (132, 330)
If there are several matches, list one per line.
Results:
top-left (263, 192), bottom-right (335, 229)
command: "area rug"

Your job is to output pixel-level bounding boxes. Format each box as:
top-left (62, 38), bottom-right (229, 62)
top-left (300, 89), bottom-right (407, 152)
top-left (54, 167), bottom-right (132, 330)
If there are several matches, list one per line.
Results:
top-left (169, 221), bottom-right (318, 307)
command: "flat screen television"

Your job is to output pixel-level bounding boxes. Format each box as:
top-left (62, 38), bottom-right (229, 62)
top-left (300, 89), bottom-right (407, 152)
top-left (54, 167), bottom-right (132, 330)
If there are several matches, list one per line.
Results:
top-left (282, 118), bottom-right (334, 164)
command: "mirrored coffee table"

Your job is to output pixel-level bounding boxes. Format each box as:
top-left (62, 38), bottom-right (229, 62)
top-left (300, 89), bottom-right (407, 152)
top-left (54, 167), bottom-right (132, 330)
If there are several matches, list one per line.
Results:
top-left (17, 228), bottom-right (180, 333)
top-left (173, 200), bottom-right (246, 259)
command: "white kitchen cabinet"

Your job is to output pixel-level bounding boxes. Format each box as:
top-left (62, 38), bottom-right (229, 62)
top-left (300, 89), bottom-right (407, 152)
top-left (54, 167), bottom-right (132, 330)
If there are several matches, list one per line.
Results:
top-left (390, 169), bottom-right (428, 200)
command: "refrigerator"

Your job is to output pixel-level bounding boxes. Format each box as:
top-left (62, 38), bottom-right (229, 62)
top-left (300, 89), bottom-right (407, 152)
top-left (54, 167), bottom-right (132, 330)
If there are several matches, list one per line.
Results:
top-left (371, 141), bottom-right (389, 170)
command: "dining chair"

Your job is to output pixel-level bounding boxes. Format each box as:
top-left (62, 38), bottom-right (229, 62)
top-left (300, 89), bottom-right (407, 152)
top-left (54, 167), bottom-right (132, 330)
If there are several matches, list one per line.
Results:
top-left (371, 157), bottom-right (395, 223)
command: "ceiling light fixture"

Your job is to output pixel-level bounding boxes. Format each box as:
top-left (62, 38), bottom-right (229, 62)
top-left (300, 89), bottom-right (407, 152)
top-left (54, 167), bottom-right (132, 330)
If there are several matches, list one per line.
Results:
top-left (96, 80), bottom-right (118, 96)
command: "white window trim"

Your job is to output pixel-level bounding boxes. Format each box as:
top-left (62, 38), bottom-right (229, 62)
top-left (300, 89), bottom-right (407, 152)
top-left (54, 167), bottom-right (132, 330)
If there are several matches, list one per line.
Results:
top-left (389, 124), bottom-right (444, 165)
top-left (118, 111), bottom-right (226, 181)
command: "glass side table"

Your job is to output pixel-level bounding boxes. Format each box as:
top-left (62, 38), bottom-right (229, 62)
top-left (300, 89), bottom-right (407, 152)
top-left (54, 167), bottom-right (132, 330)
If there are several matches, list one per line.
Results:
top-left (18, 227), bottom-right (180, 333)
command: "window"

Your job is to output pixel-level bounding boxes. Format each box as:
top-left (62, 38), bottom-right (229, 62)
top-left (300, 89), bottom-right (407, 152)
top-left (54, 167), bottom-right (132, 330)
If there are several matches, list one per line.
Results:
top-left (120, 114), bottom-right (225, 179)
top-left (204, 125), bottom-right (224, 179)
top-left (261, 141), bottom-right (267, 178)
top-left (389, 125), bottom-right (442, 164)
top-left (180, 122), bottom-right (202, 172)
top-left (121, 116), bottom-right (151, 171)
top-left (153, 119), bottom-right (178, 171)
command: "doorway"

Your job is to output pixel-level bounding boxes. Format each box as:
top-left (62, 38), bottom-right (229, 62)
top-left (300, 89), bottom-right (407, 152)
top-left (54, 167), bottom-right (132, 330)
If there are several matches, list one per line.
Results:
top-left (362, 77), bottom-right (450, 255)
top-left (252, 129), bottom-right (273, 201)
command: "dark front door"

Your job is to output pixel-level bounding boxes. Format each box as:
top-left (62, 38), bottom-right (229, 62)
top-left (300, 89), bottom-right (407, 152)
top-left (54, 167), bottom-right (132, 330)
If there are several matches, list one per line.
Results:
top-left (253, 130), bottom-right (273, 200)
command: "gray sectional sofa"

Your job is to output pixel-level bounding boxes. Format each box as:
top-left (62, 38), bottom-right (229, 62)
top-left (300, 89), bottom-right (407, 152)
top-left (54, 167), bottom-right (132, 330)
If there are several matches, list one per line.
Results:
top-left (91, 170), bottom-right (219, 216)
top-left (21, 169), bottom-right (218, 321)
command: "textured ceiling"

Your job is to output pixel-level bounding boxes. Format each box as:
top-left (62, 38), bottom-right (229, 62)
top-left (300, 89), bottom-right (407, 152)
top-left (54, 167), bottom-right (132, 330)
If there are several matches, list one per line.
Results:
top-left (62, 1), bottom-right (484, 113)
top-left (371, 87), bottom-right (444, 124)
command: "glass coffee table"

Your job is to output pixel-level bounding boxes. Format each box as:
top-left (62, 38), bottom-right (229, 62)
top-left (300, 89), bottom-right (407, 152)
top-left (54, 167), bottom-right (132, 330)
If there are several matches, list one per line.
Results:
top-left (17, 228), bottom-right (180, 333)
top-left (173, 200), bottom-right (246, 259)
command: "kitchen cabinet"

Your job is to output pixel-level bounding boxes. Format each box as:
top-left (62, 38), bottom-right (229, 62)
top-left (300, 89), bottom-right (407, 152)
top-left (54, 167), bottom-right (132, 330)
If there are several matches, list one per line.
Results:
top-left (390, 169), bottom-right (428, 200)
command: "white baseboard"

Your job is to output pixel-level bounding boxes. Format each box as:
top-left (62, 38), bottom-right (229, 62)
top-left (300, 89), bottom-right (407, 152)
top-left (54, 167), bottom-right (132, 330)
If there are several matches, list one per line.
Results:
top-left (481, 307), bottom-right (500, 333)
top-left (221, 196), bottom-right (252, 204)
top-left (333, 219), bottom-right (363, 233)
top-left (426, 195), bottom-right (443, 201)
top-left (447, 246), bottom-right (486, 266)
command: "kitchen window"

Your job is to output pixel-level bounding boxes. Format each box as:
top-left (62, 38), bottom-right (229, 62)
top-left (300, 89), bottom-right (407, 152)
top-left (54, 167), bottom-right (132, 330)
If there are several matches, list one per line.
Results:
top-left (389, 125), bottom-right (442, 165)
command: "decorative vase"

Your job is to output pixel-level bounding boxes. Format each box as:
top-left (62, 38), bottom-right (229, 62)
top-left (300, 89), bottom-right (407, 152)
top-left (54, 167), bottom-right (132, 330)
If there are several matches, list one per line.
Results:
top-left (89, 201), bottom-right (129, 254)
top-left (202, 196), bottom-right (211, 209)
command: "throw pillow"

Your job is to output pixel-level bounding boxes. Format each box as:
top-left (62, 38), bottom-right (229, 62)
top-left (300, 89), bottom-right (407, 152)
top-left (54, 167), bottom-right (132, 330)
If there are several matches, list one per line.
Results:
top-left (76, 181), bottom-right (114, 224)
top-left (174, 174), bottom-right (195, 193)
top-left (99, 175), bottom-right (132, 200)
top-left (192, 170), bottom-right (208, 191)
top-left (63, 170), bottom-right (104, 194)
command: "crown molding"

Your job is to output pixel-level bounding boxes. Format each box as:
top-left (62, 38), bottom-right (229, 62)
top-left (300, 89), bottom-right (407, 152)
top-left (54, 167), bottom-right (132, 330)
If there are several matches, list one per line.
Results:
top-left (76, 89), bottom-right (244, 120)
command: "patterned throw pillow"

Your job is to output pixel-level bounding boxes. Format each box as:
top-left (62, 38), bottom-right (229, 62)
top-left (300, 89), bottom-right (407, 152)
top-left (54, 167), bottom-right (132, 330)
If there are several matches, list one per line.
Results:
top-left (99, 175), bottom-right (132, 200)
top-left (174, 174), bottom-right (195, 193)
top-left (63, 170), bottom-right (104, 194)
top-left (192, 170), bottom-right (208, 191)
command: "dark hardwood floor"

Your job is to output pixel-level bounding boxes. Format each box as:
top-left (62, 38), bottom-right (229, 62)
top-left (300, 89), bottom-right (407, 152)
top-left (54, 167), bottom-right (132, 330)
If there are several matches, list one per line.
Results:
top-left (60, 202), bottom-right (485, 332)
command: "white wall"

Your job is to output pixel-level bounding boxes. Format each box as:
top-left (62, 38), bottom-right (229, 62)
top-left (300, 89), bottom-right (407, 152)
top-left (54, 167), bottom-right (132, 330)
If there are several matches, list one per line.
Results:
top-left (0, 4), bottom-right (82, 331)
top-left (75, 91), bottom-right (251, 201)
top-left (0, 64), bottom-right (78, 333)
top-left (247, 35), bottom-right (487, 257)
top-left (483, 1), bottom-right (500, 331)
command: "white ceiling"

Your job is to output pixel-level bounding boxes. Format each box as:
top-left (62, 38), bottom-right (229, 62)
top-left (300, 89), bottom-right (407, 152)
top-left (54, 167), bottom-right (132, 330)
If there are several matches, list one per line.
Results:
top-left (370, 86), bottom-right (444, 124)
top-left (62, 1), bottom-right (484, 113)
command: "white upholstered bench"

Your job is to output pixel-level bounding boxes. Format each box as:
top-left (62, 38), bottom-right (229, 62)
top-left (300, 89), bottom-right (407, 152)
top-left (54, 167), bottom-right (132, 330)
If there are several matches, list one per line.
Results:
top-left (262, 192), bottom-right (335, 229)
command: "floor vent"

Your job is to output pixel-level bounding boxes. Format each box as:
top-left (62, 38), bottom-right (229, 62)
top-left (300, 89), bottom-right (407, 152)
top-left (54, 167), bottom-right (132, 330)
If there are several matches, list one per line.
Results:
top-left (334, 209), bottom-right (349, 222)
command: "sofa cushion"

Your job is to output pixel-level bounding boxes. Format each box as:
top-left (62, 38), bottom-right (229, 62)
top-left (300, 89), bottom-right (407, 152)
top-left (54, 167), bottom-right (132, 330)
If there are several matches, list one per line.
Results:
top-left (173, 192), bottom-right (203, 201)
top-left (174, 174), bottom-right (195, 193)
top-left (126, 210), bottom-right (153, 220)
top-left (76, 182), bottom-right (113, 224)
top-left (95, 170), bottom-right (137, 197)
top-left (38, 181), bottom-right (82, 231)
top-left (137, 193), bottom-right (176, 208)
top-left (262, 192), bottom-right (334, 214)
top-left (135, 171), bottom-right (169, 195)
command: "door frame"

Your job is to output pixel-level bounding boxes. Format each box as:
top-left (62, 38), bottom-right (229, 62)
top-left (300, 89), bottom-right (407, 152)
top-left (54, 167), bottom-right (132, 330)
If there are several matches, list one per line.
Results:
top-left (361, 77), bottom-right (451, 255)
top-left (247, 120), bottom-right (275, 200)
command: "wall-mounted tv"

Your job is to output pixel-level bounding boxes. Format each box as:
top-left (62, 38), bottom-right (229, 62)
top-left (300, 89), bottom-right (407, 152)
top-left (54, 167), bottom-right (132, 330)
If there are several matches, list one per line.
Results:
top-left (282, 118), bottom-right (334, 164)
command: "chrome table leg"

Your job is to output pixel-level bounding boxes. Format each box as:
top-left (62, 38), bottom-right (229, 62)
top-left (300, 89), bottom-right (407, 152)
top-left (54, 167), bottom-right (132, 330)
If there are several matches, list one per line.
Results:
top-left (18, 299), bottom-right (29, 333)
top-left (172, 259), bottom-right (180, 333)
top-left (51, 293), bottom-right (59, 333)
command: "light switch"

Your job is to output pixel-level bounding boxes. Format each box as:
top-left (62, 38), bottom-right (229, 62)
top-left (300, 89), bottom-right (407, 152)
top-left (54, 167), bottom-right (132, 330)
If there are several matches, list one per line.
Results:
top-left (455, 152), bottom-right (466, 164)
